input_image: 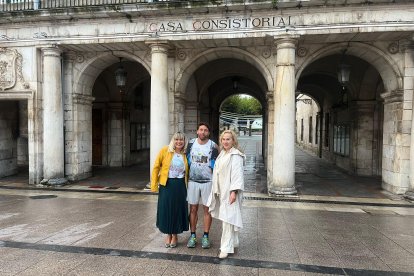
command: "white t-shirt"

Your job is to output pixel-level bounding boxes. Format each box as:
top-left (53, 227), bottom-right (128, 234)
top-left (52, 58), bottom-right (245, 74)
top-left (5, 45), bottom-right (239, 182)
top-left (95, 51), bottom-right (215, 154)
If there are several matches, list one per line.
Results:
top-left (189, 139), bottom-right (215, 183)
top-left (168, 153), bottom-right (185, 179)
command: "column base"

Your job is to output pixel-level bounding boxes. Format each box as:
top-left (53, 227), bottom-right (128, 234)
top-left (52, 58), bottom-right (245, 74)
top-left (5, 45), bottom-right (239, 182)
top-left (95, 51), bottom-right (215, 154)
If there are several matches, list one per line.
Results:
top-left (404, 191), bottom-right (414, 201)
top-left (40, 178), bottom-right (68, 186)
top-left (268, 186), bottom-right (297, 196)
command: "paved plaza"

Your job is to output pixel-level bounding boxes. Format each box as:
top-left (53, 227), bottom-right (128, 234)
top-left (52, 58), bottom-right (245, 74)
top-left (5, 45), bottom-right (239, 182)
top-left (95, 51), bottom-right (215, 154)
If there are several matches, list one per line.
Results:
top-left (0, 136), bottom-right (414, 275)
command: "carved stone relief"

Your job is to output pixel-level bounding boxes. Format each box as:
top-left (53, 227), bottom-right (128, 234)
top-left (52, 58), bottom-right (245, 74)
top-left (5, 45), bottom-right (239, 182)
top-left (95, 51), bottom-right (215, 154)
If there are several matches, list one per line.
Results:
top-left (177, 49), bottom-right (187, 61)
top-left (0, 48), bottom-right (29, 91)
top-left (296, 47), bottom-right (308, 57)
top-left (262, 48), bottom-right (271, 59)
top-left (388, 42), bottom-right (399, 54)
top-left (76, 54), bottom-right (85, 63)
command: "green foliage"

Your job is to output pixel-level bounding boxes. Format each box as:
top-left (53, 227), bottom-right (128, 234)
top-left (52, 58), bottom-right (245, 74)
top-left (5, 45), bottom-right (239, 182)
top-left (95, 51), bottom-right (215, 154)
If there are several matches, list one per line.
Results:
top-left (221, 95), bottom-right (262, 115)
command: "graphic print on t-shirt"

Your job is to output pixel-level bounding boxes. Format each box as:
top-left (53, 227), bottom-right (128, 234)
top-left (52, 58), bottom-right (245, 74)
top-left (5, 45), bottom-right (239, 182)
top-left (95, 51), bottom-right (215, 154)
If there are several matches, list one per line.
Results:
top-left (189, 140), bottom-right (214, 183)
top-left (168, 154), bottom-right (185, 179)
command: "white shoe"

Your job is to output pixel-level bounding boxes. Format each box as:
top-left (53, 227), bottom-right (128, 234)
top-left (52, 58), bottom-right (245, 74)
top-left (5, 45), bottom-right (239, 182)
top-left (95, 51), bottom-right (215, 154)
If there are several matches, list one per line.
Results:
top-left (219, 252), bottom-right (228, 259)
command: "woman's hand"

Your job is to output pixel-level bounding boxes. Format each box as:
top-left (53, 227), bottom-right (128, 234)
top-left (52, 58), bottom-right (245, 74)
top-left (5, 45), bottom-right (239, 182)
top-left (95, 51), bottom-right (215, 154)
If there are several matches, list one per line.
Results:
top-left (229, 191), bottom-right (237, 204)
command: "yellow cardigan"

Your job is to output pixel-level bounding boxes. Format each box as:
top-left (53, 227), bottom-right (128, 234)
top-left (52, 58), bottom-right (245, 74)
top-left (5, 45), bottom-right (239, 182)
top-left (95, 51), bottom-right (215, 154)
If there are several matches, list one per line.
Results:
top-left (150, 146), bottom-right (189, 192)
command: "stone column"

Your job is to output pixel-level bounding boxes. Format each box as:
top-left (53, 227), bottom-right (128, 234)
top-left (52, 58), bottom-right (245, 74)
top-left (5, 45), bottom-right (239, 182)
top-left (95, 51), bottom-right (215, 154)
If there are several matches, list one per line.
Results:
top-left (406, 41), bottom-right (414, 200)
top-left (184, 102), bottom-right (198, 137)
top-left (41, 46), bottom-right (67, 185)
top-left (174, 92), bottom-right (185, 133)
top-left (147, 41), bottom-right (170, 176)
top-left (268, 35), bottom-right (298, 196)
top-left (62, 52), bottom-right (76, 179)
top-left (381, 90), bottom-right (407, 194)
top-left (351, 101), bottom-right (377, 176)
top-left (265, 91), bottom-right (274, 174)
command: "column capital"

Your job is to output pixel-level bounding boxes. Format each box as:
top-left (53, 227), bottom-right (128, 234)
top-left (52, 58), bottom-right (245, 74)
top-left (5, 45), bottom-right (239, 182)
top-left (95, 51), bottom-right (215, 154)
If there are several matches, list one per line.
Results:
top-left (266, 91), bottom-right (274, 102)
top-left (41, 46), bottom-right (62, 58)
top-left (63, 51), bottom-right (77, 62)
top-left (73, 93), bottom-right (95, 106)
top-left (380, 90), bottom-right (403, 104)
top-left (400, 39), bottom-right (414, 52)
top-left (174, 91), bottom-right (185, 104)
top-left (145, 40), bottom-right (170, 54)
top-left (273, 34), bottom-right (299, 49)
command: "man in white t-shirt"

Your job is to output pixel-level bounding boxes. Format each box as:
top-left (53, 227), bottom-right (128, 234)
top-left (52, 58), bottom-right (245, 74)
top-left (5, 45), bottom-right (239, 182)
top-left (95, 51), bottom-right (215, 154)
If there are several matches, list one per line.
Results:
top-left (186, 122), bottom-right (219, 249)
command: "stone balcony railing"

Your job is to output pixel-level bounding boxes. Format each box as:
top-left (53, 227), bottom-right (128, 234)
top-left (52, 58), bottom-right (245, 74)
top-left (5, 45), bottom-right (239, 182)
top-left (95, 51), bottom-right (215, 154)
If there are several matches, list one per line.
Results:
top-left (2, 0), bottom-right (241, 12)
top-left (0, 0), bottom-right (410, 14)
top-left (0, 0), bottom-right (174, 11)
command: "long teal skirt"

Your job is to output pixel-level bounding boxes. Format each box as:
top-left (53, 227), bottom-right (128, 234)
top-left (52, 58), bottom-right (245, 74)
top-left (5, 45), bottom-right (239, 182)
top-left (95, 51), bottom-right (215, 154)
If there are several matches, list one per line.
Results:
top-left (156, 178), bottom-right (189, 234)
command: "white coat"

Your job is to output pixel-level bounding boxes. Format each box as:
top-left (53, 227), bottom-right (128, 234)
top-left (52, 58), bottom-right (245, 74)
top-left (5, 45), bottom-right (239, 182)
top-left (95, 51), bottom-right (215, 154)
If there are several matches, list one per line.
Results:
top-left (207, 147), bottom-right (245, 230)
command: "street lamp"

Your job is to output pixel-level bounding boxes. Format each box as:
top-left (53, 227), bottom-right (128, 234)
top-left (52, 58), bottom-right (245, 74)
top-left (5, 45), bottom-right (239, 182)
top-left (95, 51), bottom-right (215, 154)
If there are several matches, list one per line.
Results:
top-left (232, 77), bottom-right (239, 90)
top-left (337, 50), bottom-right (350, 105)
top-left (337, 63), bottom-right (351, 88)
top-left (115, 57), bottom-right (127, 93)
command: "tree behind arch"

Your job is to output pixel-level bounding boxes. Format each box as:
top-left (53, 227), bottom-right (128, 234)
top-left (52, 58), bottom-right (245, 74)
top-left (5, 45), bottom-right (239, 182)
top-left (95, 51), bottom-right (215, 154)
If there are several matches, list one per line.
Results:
top-left (221, 95), bottom-right (262, 115)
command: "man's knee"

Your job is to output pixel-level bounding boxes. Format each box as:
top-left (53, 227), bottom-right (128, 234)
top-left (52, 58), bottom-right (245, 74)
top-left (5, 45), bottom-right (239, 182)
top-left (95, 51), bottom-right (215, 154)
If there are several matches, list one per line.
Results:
top-left (190, 205), bottom-right (199, 214)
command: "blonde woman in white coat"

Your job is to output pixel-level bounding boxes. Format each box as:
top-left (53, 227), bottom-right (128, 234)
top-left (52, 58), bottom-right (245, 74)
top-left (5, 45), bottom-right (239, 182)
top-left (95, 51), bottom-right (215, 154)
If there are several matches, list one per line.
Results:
top-left (207, 130), bottom-right (246, 259)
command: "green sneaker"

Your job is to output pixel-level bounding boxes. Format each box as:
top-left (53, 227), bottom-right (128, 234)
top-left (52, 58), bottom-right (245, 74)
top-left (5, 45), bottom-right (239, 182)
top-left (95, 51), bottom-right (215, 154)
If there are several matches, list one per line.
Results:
top-left (201, 235), bottom-right (210, 249)
top-left (187, 235), bottom-right (197, 248)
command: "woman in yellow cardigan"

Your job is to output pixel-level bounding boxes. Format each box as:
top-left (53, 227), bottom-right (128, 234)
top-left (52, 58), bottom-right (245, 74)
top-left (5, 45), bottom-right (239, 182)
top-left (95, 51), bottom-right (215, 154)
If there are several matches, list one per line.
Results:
top-left (151, 132), bottom-right (189, 248)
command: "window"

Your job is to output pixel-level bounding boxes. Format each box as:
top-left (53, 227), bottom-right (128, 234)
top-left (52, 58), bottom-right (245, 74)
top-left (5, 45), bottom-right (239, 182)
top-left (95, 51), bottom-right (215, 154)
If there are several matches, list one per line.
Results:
top-left (315, 114), bottom-right (319, 145)
top-left (301, 119), bottom-right (304, 141)
top-left (130, 123), bottom-right (150, 151)
top-left (333, 124), bottom-right (350, 156)
top-left (309, 116), bottom-right (313, 143)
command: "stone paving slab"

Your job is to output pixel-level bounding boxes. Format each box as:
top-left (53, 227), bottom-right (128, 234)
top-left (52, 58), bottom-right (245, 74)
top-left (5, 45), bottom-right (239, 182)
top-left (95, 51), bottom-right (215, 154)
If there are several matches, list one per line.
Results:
top-left (0, 189), bottom-right (413, 275)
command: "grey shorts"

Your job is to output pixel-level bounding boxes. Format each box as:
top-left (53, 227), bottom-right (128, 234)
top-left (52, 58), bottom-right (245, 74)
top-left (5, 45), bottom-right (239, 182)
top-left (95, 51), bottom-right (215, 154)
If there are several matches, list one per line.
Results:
top-left (187, 181), bottom-right (212, 206)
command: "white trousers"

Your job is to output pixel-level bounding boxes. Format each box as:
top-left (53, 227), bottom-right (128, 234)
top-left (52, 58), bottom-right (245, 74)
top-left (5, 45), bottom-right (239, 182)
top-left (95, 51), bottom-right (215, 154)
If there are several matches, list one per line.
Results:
top-left (220, 221), bottom-right (239, 254)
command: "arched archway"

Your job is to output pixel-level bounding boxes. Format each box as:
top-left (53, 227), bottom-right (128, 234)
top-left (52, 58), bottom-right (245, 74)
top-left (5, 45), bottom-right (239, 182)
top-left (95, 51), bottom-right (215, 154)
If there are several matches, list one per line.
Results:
top-left (295, 46), bottom-right (388, 196)
top-left (74, 52), bottom-right (151, 97)
top-left (180, 53), bottom-right (270, 191)
top-left (182, 58), bottom-right (267, 142)
top-left (66, 52), bottom-right (151, 183)
top-left (176, 47), bottom-right (274, 95)
top-left (296, 42), bottom-right (402, 93)
top-left (295, 93), bottom-right (322, 156)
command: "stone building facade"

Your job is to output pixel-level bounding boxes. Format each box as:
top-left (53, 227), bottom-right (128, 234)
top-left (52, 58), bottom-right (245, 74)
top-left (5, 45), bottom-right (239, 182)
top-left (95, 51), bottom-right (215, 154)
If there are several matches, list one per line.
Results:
top-left (0, 0), bottom-right (413, 197)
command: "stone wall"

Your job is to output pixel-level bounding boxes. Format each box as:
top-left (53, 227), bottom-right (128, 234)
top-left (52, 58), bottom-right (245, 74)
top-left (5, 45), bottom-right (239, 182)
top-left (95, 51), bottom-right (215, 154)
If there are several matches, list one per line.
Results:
top-left (0, 101), bottom-right (18, 178)
top-left (295, 96), bottom-right (319, 155)
top-left (17, 100), bottom-right (28, 166)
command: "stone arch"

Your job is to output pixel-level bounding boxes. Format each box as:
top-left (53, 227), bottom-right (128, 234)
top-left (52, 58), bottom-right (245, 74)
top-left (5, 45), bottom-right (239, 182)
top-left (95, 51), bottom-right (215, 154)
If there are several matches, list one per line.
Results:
top-left (296, 91), bottom-right (322, 112)
top-left (296, 42), bottom-right (402, 93)
top-left (74, 51), bottom-right (151, 97)
top-left (175, 47), bottom-right (274, 94)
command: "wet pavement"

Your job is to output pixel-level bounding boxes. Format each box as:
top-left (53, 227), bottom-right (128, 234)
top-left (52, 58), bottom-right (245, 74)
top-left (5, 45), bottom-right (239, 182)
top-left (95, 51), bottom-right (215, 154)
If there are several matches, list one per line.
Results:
top-left (0, 186), bottom-right (413, 275)
top-left (1, 135), bottom-right (414, 275)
